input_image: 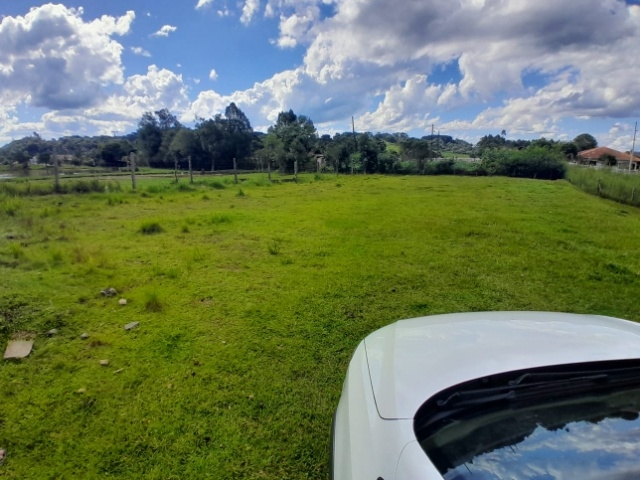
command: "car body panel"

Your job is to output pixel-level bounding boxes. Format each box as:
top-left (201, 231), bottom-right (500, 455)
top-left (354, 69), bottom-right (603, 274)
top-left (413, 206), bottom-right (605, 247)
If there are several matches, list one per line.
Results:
top-left (364, 311), bottom-right (640, 419)
top-left (332, 342), bottom-right (415, 480)
top-left (395, 441), bottom-right (441, 480)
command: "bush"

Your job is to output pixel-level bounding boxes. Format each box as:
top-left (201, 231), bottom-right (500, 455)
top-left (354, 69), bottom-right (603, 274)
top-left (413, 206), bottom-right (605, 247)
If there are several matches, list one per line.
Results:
top-left (481, 147), bottom-right (566, 180)
top-left (394, 161), bottom-right (419, 174)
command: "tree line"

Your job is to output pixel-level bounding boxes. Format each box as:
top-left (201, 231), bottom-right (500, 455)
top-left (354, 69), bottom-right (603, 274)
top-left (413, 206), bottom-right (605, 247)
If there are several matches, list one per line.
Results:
top-left (0, 103), bottom-right (601, 177)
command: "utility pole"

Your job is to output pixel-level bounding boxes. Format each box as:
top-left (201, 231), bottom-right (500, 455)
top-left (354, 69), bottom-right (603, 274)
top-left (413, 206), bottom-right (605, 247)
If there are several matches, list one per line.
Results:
top-left (629, 121), bottom-right (638, 173)
top-left (431, 123), bottom-right (435, 161)
top-left (352, 116), bottom-right (357, 174)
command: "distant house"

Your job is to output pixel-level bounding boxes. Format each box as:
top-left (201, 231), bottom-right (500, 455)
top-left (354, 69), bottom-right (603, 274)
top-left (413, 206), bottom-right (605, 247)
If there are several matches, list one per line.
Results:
top-left (576, 147), bottom-right (639, 170)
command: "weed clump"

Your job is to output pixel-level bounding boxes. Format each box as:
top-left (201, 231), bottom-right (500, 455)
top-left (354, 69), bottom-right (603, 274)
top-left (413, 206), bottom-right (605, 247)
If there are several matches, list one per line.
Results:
top-left (236, 188), bottom-right (246, 197)
top-left (139, 221), bottom-right (164, 235)
top-left (144, 290), bottom-right (162, 312)
top-left (8, 243), bottom-right (25, 259)
top-left (1, 197), bottom-right (20, 216)
top-left (210, 213), bottom-right (232, 225)
top-left (268, 237), bottom-right (282, 255)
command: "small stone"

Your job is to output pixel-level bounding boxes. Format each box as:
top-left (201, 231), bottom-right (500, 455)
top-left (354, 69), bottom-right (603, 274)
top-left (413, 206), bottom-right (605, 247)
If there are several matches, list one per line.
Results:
top-left (118, 299), bottom-right (127, 306)
top-left (3, 340), bottom-right (34, 359)
top-left (76, 388), bottom-right (86, 394)
top-left (99, 359), bottom-right (109, 366)
top-left (0, 448), bottom-right (6, 465)
top-left (47, 328), bottom-right (58, 337)
top-left (101, 287), bottom-right (117, 297)
top-left (80, 333), bottom-right (89, 340)
top-left (124, 321), bottom-right (139, 331)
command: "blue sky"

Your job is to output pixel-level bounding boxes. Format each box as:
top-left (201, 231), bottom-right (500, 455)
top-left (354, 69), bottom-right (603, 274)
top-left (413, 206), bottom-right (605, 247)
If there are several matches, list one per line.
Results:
top-left (1, 0), bottom-right (640, 149)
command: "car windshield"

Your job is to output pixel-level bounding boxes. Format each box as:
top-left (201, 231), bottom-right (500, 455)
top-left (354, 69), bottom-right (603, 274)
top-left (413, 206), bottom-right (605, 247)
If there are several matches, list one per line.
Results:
top-left (414, 359), bottom-right (640, 480)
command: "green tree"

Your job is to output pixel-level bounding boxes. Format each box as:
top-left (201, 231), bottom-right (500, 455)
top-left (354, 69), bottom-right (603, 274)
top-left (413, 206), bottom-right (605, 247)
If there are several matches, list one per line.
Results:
top-left (573, 133), bottom-right (597, 152)
top-left (99, 141), bottom-right (134, 167)
top-left (268, 109), bottom-right (317, 172)
top-left (194, 103), bottom-right (254, 171)
top-left (168, 129), bottom-right (203, 169)
top-left (195, 117), bottom-right (223, 171)
top-left (400, 138), bottom-right (433, 173)
top-left (136, 109), bottom-right (182, 166)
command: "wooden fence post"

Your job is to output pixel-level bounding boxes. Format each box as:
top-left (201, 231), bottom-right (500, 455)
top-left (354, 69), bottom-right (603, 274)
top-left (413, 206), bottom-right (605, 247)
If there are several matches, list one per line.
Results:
top-left (54, 154), bottom-right (60, 192)
top-left (233, 158), bottom-right (238, 184)
top-left (294, 160), bottom-right (298, 183)
top-left (130, 153), bottom-right (136, 191)
top-left (173, 157), bottom-right (178, 183)
top-left (188, 155), bottom-right (193, 184)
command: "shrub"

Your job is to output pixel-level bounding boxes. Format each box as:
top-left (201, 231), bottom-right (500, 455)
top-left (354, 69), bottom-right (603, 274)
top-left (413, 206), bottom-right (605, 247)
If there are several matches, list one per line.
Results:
top-left (394, 161), bottom-right (419, 174)
top-left (481, 147), bottom-right (566, 180)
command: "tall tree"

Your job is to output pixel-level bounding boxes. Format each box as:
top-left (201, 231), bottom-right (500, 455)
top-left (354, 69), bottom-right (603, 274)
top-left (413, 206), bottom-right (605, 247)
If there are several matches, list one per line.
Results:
top-left (136, 109), bottom-right (182, 166)
top-left (573, 133), bottom-right (597, 152)
top-left (194, 103), bottom-right (254, 171)
top-left (268, 109), bottom-right (317, 172)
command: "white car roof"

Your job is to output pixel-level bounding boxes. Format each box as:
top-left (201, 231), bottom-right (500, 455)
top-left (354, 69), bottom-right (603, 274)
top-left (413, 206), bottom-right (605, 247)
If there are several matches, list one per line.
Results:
top-left (364, 311), bottom-right (640, 419)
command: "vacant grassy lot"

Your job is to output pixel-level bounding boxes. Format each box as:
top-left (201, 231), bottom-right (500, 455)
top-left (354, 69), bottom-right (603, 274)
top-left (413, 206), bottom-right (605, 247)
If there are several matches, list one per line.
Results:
top-left (1, 174), bottom-right (639, 478)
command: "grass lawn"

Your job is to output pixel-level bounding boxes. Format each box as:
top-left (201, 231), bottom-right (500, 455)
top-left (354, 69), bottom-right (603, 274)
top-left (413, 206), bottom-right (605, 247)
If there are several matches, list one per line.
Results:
top-left (1, 174), bottom-right (640, 478)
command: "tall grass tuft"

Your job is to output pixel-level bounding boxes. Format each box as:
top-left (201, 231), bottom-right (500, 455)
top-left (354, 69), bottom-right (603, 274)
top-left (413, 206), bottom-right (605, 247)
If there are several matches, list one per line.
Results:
top-left (0, 179), bottom-right (121, 196)
top-left (8, 242), bottom-right (25, 259)
top-left (144, 290), bottom-right (162, 312)
top-left (139, 221), bottom-right (164, 235)
top-left (1, 197), bottom-right (20, 216)
top-left (566, 166), bottom-right (640, 207)
top-left (210, 213), bottom-right (232, 225)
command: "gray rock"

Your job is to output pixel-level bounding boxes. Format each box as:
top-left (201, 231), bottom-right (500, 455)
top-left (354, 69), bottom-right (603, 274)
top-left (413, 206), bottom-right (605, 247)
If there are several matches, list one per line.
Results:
top-left (101, 288), bottom-right (118, 297)
top-left (99, 359), bottom-right (109, 366)
top-left (46, 328), bottom-right (58, 337)
top-left (4, 340), bottom-right (34, 359)
top-left (80, 333), bottom-right (89, 340)
top-left (118, 299), bottom-right (127, 306)
top-left (124, 322), bottom-right (139, 331)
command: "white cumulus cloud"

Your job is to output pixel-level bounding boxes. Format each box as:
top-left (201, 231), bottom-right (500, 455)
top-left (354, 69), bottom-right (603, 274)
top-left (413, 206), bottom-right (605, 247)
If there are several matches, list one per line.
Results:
top-left (241, 0), bottom-right (261, 24)
top-left (131, 47), bottom-right (151, 57)
top-left (195, 0), bottom-right (214, 9)
top-left (151, 25), bottom-right (177, 37)
top-left (0, 4), bottom-right (134, 111)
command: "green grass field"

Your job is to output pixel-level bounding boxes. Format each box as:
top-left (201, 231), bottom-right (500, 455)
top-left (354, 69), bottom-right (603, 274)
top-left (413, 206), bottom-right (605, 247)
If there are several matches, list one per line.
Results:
top-left (1, 174), bottom-right (639, 478)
